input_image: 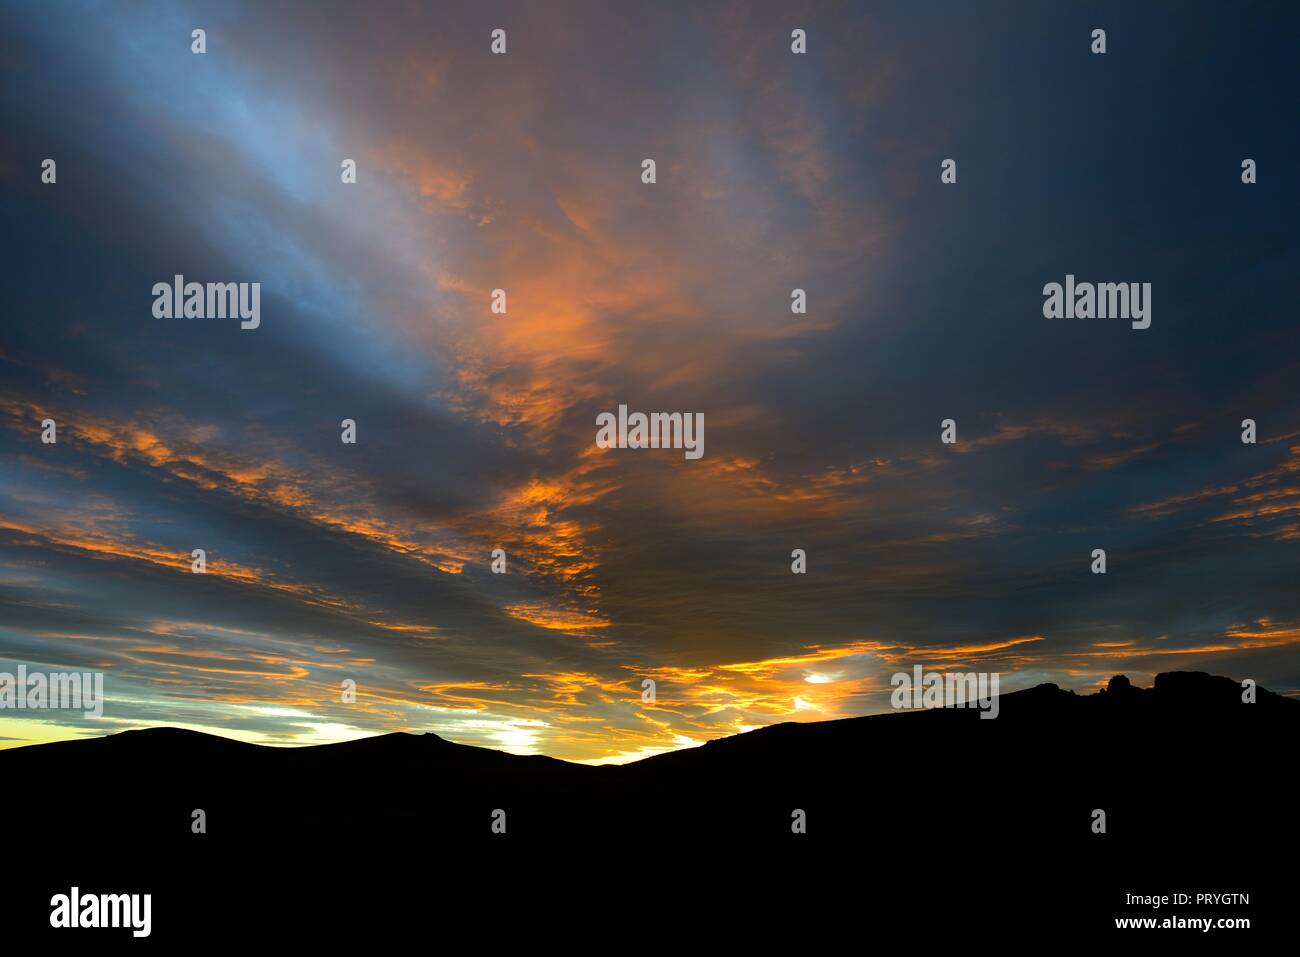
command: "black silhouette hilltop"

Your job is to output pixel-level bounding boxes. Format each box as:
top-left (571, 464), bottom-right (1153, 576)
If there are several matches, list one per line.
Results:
top-left (5, 670), bottom-right (1293, 845)
top-left (6, 671), bottom-right (1293, 939)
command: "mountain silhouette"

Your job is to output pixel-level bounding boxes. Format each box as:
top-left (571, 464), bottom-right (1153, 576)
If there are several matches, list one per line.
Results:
top-left (5, 671), bottom-right (1292, 940)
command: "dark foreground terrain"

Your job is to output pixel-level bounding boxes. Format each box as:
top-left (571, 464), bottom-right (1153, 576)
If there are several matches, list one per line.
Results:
top-left (2, 671), bottom-right (1292, 942)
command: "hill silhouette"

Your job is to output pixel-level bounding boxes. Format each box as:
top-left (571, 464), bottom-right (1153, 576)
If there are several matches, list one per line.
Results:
top-left (5, 671), bottom-right (1292, 940)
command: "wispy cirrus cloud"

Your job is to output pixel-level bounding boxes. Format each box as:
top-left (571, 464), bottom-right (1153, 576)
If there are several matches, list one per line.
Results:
top-left (1, 1), bottom-right (1297, 762)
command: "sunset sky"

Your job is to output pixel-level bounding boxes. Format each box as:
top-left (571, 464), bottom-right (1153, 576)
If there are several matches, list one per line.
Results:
top-left (1, 1), bottom-right (1297, 762)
